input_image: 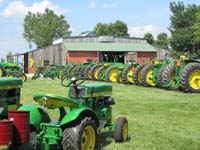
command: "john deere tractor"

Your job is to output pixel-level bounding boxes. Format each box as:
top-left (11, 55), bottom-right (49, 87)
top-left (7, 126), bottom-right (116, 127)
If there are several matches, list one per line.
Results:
top-left (0, 76), bottom-right (129, 149)
top-left (0, 62), bottom-right (27, 81)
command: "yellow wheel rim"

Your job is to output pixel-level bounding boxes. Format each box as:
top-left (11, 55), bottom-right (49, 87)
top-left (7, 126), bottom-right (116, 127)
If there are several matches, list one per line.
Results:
top-left (7, 74), bottom-right (14, 77)
top-left (87, 69), bottom-right (92, 79)
top-left (94, 67), bottom-right (101, 79)
top-left (81, 125), bottom-right (95, 150)
top-left (0, 69), bottom-right (2, 76)
top-left (189, 69), bottom-right (200, 89)
top-left (122, 122), bottom-right (128, 141)
top-left (108, 68), bottom-right (118, 82)
top-left (145, 69), bottom-right (156, 86)
top-left (137, 71), bottom-right (142, 83)
top-left (127, 67), bottom-right (134, 83)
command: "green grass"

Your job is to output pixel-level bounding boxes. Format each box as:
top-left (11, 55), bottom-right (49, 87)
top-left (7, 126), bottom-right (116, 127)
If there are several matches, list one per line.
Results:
top-left (21, 79), bottom-right (200, 150)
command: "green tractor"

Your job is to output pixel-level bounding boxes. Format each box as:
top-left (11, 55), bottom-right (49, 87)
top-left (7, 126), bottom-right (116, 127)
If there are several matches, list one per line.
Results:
top-left (162, 55), bottom-right (200, 92)
top-left (32, 66), bottom-right (46, 79)
top-left (0, 76), bottom-right (129, 149)
top-left (0, 62), bottom-right (27, 82)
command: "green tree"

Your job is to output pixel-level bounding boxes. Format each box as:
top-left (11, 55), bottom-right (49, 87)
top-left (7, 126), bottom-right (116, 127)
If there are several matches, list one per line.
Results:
top-left (156, 32), bottom-right (169, 49)
top-left (193, 12), bottom-right (200, 55)
top-left (93, 20), bottom-right (128, 36)
top-left (169, 2), bottom-right (200, 55)
top-left (23, 8), bottom-right (71, 48)
top-left (144, 33), bottom-right (154, 44)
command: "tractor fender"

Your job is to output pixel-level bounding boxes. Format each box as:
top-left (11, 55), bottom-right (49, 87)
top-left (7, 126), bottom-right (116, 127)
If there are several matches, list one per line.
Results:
top-left (18, 105), bottom-right (51, 131)
top-left (60, 108), bottom-right (99, 127)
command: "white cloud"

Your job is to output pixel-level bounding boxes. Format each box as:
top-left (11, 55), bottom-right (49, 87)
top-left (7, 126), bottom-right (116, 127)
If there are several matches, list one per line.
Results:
top-left (0, 0), bottom-right (69, 18)
top-left (0, 0), bottom-right (3, 4)
top-left (103, 2), bottom-right (119, 9)
top-left (89, 1), bottom-right (96, 9)
top-left (128, 24), bottom-right (161, 38)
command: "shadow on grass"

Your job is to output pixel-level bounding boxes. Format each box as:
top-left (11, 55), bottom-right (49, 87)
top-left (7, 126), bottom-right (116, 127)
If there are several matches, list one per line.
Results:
top-left (96, 131), bottom-right (131, 150)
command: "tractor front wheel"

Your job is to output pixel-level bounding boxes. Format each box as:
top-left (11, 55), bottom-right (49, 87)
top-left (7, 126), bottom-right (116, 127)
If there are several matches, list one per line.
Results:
top-left (61, 117), bottom-right (97, 150)
top-left (15, 73), bottom-right (27, 82)
top-left (180, 62), bottom-right (200, 93)
top-left (114, 117), bottom-right (129, 142)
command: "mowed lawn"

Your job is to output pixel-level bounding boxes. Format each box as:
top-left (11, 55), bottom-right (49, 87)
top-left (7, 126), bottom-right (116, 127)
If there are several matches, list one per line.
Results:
top-left (21, 79), bottom-right (200, 150)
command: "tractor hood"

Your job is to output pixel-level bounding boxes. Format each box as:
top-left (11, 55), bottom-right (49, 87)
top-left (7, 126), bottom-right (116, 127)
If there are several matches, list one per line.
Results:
top-left (81, 83), bottom-right (112, 97)
top-left (33, 94), bottom-right (78, 109)
top-left (0, 77), bottom-right (23, 89)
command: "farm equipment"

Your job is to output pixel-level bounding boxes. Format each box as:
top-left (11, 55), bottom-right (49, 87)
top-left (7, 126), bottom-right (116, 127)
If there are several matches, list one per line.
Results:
top-left (162, 55), bottom-right (200, 92)
top-left (32, 66), bottom-right (46, 79)
top-left (140, 58), bottom-right (171, 87)
top-left (0, 76), bottom-right (129, 149)
top-left (0, 62), bottom-right (27, 82)
top-left (121, 61), bottom-right (138, 84)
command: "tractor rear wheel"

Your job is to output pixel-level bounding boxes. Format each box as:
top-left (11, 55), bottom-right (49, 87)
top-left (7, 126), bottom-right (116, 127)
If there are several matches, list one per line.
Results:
top-left (83, 65), bottom-right (92, 80)
top-left (15, 73), bottom-right (27, 82)
top-left (141, 64), bottom-right (156, 87)
top-left (117, 72), bottom-right (123, 83)
top-left (67, 66), bottom-right (76, 77)
top-left (180, 62), bottom-right (200, 93)
top-left (156, 66), bottom-right (166, 88)
top-left (133, 64), bottom-right (145, 85)
top-left (0, 67), bottom-right (6, 77)
top-left (162, 63), bottom-right (176, 89)
top-left (105, 66), bottom-right (119, 82)
top-left (121, 64), bottom-right (135, 84)
top-left (61, 117), bottom-right (97, 150)
top-left (97, 66), bottom-right (105, 81)
top-left (91, 64), bottom-right (102, 80)
top-left (114, 117), bottom-right (129, 142)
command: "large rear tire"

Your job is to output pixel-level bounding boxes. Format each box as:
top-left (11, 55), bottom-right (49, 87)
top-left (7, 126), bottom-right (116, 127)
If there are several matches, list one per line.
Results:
top-left (141, 64), bottom-right (156, 87)
top-left (83, 65), bottom-right (92, 80)
top-left (133, 64), bottom-right (145, 85)
top-left (162, 63), bottom-right (176, 89)
top-left (156, 65), bottom-right (166, 88)
top-left (105, 66), bottom-right (119, 82)
top-left (121, 64), bottom-right (135, 84)
top-left (114, 117), bottom-right (129, 143)
top-left (97, 66), bottom-right (105, 81)
top-left (61, 117), bottom-right (97, 150)
top-left (180, 62), bottom-right (200, 93)
top-left (91, 64), bottom-right (102, 80)
top-left (117, 72), bottom-right (123, 83)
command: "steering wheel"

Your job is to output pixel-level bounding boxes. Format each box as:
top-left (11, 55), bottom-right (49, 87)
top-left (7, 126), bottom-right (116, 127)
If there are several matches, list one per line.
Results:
top-left (61, 73), bottom-right (85, 87)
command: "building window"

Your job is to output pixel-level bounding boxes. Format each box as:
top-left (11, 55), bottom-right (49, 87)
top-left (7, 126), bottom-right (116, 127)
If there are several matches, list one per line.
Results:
top-left (44, 60), bottom-right (49, 66)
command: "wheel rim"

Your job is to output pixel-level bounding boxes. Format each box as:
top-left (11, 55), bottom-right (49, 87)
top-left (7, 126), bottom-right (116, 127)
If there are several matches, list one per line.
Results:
top-left (81, 125), bottom-right (95, 150)
top-left (137, 71), bottom-right (142, 83)
top-left (87, 69), bottom-right (92, 79)
top-left (127, 67), bottom-right (134, 83)
top-left (94, 67), bottom-right (100, 79)
top-left (109, 68), bottom-right (118, 82)
top-left (0, 69), bottom-right (2, 77)
top-left (145, 69), bottom-right (156, 86)
top-left (189, 69), bottom-right (200, 89)
top-left (122, 122), bottom-right (128, 141)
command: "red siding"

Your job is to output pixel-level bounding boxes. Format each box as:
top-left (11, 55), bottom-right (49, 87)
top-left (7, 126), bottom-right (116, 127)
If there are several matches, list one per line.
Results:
top-left (67, 51), bottom-right (99, 64)
top-left (137, 52), bottom-right (157, 64)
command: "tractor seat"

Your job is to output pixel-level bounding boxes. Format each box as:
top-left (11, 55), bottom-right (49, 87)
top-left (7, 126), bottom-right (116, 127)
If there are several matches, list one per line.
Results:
top-left (33, 94), bottom-right (78, 109)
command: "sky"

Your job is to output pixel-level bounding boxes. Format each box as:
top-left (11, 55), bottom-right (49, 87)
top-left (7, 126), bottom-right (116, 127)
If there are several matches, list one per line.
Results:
top-left (0, 0), bottom-right (200, 59)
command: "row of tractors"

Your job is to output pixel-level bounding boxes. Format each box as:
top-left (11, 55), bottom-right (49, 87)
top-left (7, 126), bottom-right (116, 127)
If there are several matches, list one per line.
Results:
top-left (0, 76), bottom-right (129, 149)
top-left (32, 55), bottom-right (200, 93)
top-left (0, 62), bottom-right (27, 82)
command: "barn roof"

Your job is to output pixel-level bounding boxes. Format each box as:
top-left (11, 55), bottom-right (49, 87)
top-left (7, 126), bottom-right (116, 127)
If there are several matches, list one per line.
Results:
top-left (63, 42), bottom-right (157, 52)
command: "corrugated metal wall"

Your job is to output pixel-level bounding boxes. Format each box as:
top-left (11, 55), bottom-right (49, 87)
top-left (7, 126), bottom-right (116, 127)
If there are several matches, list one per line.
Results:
top-left (28, 44), bottom-right (66, 73)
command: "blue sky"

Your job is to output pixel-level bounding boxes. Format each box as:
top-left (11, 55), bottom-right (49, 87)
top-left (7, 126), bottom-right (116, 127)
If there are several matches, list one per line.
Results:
top-left (0, 0), bottom-right (200, 59)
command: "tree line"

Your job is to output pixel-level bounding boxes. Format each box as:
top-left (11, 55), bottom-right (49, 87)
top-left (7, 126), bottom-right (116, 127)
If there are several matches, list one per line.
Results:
top-left (22, 2), bottom-right (200, 58)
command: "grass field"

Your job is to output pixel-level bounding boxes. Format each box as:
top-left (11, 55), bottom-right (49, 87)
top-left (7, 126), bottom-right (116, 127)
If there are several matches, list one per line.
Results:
top-left (21, 79), bottom-right (200, 150)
